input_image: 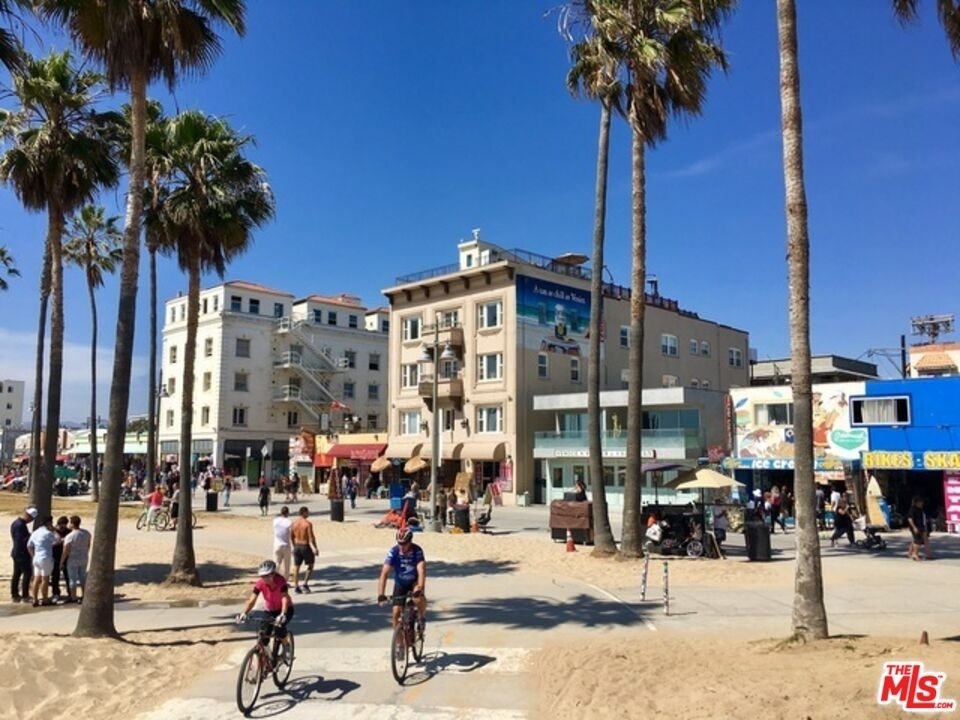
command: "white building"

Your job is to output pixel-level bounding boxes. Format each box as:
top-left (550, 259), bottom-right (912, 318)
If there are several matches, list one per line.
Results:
top-left (0, 379), bottom-right (25, 461)
top-left (157, 281), bottom-right (389, 479)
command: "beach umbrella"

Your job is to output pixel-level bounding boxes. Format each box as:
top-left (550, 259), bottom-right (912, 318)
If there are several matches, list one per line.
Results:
top-left (672, 467), bottom-right (745, 492)
top-left (370, 455), bottom-right (391, 473)
top-left (404, 456), bottom-right (428, 474)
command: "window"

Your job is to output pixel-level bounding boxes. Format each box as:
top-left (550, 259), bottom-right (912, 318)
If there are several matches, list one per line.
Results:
top-left (619, 326), bottom-right (630, 348)
top-left (851, 396), bottom-right (911, 425)
top-left (234, 372), bottom-right (248, 392)
top-left (689, 339), bottom-right (699, 355)
top-left (537, 353), bottom-right (549, 379)
top-left (230, 295), bottom-right (242, 312)
top-left (202, 298), bottom-right (208, 314)
top-left (344, 350), bottom-right (356, 369)
top-left (348, 314), bottom-right (359, 329)
top-left (661, 374), bottom-right (679, 388)
top-left (476, 405), bottom-right (503, 433)
top-left (728, 348), bottom-right (743, 367)
top-left (439, 309), bottom-right (460, 328)
top-left (165, 409), bottom-right (174, 428)
top-left (661, 334), bottom-right (679, 357)
top-left (274, 302), bottom-right (284, 318)
top-left (402, 316), bottom-right (421, 341)
top-left (248, 298), bottom-right (260, 315)
top-left (571, 357), bottom-right (581, 383)
top-left (368, 384), bottom-right (379, 401)
top-left (399, 410), bottom-right (421, 435)
top-left (401, 363), bottom-right (419, 389)
top-left (167, 377), bottom-right (176, 394)
top-left (179, 305), bottom-right (185, 321)
top-left (169, 308), bottom-right (175, 323)
top-left (755, 402), bottom-right (794, 426)
top-left (202, 372), bottom-right (211, 392)
top-left (213, 296), bottom-right (219, 312)
top-left (327, 311), bottom-right (337, 326)
top-left (200, 406), bottom-right (210, 425)
top-left (312, 309), bottom-right (322, 323)
top-left (169, 345), bottom-right (178, 364)
top-left (366, 413), bottom-right (379, 431)
top-left (478, 352), bottom-right (503, 381)
top-left (381, 319), bottom-right (390, 333)
top-left (690, 379), bottom-right (700, 388)
top-left (232, 407), bottom-right (246, 426)
top-left (236, 338), bottom-right (251, 358)
top-left (369, 353), bottom-right (381, 371)
top-left (478, 301), bottom-right (502, 329)
top-left (700, 341), bottom-right (711, 357)
top-left (343, 382), bottom-right (355, 399)
top-left (440, 407), bottom-right (455, 432)
top-left (204, 338), bottom-right (213, 357)
top-left (286, 410), bottom-right (299, 428)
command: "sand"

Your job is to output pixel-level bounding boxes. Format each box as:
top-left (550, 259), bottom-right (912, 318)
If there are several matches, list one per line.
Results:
top-left (1, 508), bottom-right (957, 719)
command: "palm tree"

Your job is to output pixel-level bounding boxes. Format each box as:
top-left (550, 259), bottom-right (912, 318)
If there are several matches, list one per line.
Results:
top-left (594, 0), bottom-right (735, 556)
top-left (563, 1), bottom-right (623, 556)
top-left (36, 0), bottom-right (246, 638)
top-left (0, 245), bottom-right (19, 290)
top-left (63, 205), bottom-right (123, 503)
top-left (146, 110), bottom-right (274, 585)
top-left (0, 50), bottom-right (119, 520)
top-left (776, 0), bottom-right (828, 641)
top-left (892, 0), bottom-right (960, 57)
top-left (0, 0), bottom-right (28, 72)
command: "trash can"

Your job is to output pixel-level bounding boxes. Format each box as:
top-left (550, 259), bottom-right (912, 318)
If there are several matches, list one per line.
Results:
top-left (56, 481), bottom-right (68, 497)
top-left (205, 491), bottom-right (218, 512)
top-left (330, 498), bottom-right (344, 522)
top-left (745, 521), bottom-right (771, 561)
top-left (454, 506), bottom-right (471, 533)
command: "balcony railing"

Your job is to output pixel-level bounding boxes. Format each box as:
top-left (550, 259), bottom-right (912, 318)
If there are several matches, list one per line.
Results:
top-left (534, 428), bottom-right (703, 455)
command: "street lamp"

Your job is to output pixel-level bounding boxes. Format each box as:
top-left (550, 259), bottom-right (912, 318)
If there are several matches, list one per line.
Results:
top-left (148, 372), bottom-right (169, 490)
top-left (419, 319), bottom-right (457, 533)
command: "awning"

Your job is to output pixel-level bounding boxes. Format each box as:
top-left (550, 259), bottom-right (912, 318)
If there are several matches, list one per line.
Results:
top-left (458, 441), bottom-right (507, 461)
top-left (385, 441), bottom-right (423, 459)
top-left (641, 461), bottom-right (688, 473)
top-left (314, 453), bottom-right (333, 468)
top-left (915, 351), bottom-right (957, 372)
top-left (326, 443), bottom-right (386, 461)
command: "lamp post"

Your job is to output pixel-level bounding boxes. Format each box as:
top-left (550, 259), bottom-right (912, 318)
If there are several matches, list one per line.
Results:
top-left (148, 373), bottom-right (169, 491)
top-left (420, 317), bottom-right (456, 533)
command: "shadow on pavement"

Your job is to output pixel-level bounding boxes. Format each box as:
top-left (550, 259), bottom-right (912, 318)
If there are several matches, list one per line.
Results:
top-left (319, 558), bottom-right (518, 586)
top-left (443, 592), bottom-right (645, 630)
top-left (246, 675), bottom-right (361, 717)
top-left (114, 561), bottom-right (250, 587)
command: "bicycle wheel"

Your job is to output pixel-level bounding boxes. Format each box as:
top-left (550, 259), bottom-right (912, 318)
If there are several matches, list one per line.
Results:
top-left (272, 632), bottom-right (295, 688)
top-left (411, 618), bottom-right (424, 662)
top-left (686, 539), bottom-right (704, 558)
top-left (390, 623), bottom-right (409, 684)
top-left (236, 646), bottom-right (264, 715)
top-left (155, 510), bottom-right (170, 531)
top-left (136, 512), bottom-right (147, 531)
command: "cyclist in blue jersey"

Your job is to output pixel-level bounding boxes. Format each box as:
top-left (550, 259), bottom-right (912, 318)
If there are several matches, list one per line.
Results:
top-left (377, 526), bottom-right (427, 630)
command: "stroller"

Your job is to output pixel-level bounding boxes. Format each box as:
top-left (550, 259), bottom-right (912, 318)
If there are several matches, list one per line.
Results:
top-left (854, 525), bottom-right (887, 551)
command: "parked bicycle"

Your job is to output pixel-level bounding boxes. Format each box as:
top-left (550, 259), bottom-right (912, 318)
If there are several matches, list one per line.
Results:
top-left (235, 613), bottom-right (295, 715)
top-left (385, 590), bottom-right (424, 684)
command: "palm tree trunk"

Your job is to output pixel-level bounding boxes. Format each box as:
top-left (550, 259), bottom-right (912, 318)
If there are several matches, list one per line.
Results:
top-left (40, 202), bottom-right (65, 519)
top-left (29, 241), bottom-right (51, 509)
top-left (169, 257), bottom-right (201, 585)
top-left (588, 101), bottom-right (616, 555)
top-left (75, 69), bottom-right (148, 639)
top-left (777, 0), bottom-right (828, 641)
top-left (145, 242), bottom-right (157, 494)
top-left (622, 109), bottom-right (647, 557)
top-left (87, 242), bottom-right (100, 502)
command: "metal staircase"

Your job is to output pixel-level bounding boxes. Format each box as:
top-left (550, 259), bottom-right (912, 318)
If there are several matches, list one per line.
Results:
top-left (274, 318), bottom-right (343, 420)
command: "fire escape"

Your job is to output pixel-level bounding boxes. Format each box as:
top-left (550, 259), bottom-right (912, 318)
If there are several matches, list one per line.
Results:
top-left (273, 318), bottom-right (342, 421)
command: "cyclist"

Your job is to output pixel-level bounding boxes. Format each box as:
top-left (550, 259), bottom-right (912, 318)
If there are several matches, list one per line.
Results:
top-left (144, 485), bottom-right (165, 528)
top-left (238, 560), bottom-right (294, 640)
top-left (377, 526), bottom-right (426, 632)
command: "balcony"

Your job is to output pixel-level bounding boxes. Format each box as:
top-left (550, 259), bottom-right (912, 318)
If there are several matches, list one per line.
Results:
top-left (418, 373), bottom-right (464, 407)
top-left (534, 428), bottom-right (704, 458)
top-left (434, 323), bottom-right (464, 349)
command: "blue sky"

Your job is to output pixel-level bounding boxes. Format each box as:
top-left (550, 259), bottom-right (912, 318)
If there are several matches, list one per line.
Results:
top-left (1, 1), bottom-right (958, 424)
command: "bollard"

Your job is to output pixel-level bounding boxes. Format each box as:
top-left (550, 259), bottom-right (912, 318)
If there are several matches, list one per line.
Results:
top-left (640, 553), bottom-right (650, 601)
top-left (663, 561), bottom-right (669, 616)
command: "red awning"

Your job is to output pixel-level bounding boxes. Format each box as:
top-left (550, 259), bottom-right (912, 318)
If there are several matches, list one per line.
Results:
top-left (314, 453), bottom-right (333, 468)
top-left (326, 443), bottom-right (387, 461)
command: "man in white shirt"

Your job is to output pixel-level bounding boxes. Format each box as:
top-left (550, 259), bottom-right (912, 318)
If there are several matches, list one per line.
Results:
top-left (61, 515), bottom-right (92, 604)
top-left (27, 516), bottom-right (59, 607)
top-left (273, 506), bottom-right (293, 581)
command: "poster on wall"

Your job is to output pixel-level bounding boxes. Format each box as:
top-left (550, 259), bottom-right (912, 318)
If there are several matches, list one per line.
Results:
top-left (944, 471), bottom-right (960, 533)
top-left (516, 274), bottom-right (592, 357)
top-left (499, 459), bottom-right (513, 494)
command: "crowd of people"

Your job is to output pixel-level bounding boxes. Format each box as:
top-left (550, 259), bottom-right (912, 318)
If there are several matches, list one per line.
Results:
top-left (9, 506), bottom-right (91, 607)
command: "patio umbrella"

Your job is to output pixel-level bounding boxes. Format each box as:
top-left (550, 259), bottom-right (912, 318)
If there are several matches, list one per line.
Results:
top-left (641, 461), bottom-right (688, 505)
top-left (370, 455), bottom-right (391, 473)
top-left (672, 467), bottom-right (745, 492)
top-left (403, 456), bottom-right (428, 474)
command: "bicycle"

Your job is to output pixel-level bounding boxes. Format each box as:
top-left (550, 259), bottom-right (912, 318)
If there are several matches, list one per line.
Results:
top-left (235, 614), bottom-right (295, 715)
top-left (136, 507), bottom-right (170, 531)
top-left (385, 591), bottom-right (424, 684)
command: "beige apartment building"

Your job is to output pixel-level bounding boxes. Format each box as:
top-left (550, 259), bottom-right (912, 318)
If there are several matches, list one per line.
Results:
top-left (382, 232), bottom-right (749, 502)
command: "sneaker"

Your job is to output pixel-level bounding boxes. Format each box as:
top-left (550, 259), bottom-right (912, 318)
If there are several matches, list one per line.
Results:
top-left (294, 586), bottom-right (303, 595)
top-left (302, 584), bottom-right (311, 594)
top-left (32, 600), bottom-right (39, 607)
top-left (10, 596), bottom-right (21, 604)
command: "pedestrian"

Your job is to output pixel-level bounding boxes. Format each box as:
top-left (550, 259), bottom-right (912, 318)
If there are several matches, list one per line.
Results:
top-left (830, 499), bottom-right (855, 547)
top-left (291, 506), bottom-right (319, 594)
top-left (223, 476), bottom-right (232, 508)
top-left (907, 496), bottom-right (931, 561)
top-left (258, 478), bottom-right (271, 517)
top-left (815, 486), bottom-right (826, 530)
top-left (340, 468), bottom-right (350, 500)
top-left (346, 473), bottom-right (359, 509)
top-left (273, 506), bottom-right (293, 581)
top-left (10, 506), bottom-right (37, 604)
top-left (169, 482), bottom-right (181, 530)
top-left (712, 498), bottom-right (728, 548)
top-left (144, 484), bottom-right (164, 529)
top-left (50, 516), bottom-right (70, 604)
top-left (769, 486), bottom-right (786, 533)
top-left (61, 515), bottom-right (91, 604)
top-left (27, 516), bottom-right (59, 607)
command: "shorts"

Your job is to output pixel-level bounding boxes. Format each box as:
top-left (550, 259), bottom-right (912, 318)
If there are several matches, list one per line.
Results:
top-left (265, 606), bottom-right (295, 638)
top-left (170, 502), bottom-right (179, 519)
top-left (33, 557), bottom-right (54, 577)
top-left (293, 544), bottom-right (315, 566)
top-left (66, 561), bottom-right (87, 588)
top-left (911, 530), bottom-right (925, 544)
top-left (391, 580), bottom-right (419, 605)
top-left (714, 528), bottom-right (727, 543)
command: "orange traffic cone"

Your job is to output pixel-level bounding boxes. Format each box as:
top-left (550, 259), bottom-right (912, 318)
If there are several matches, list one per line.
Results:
top-left (920, 630), bottom-right (929, 645)
top-left (566, 528), bottom-right (576, 552)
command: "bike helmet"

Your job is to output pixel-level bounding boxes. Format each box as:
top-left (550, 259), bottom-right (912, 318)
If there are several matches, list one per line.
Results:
top-left (257, 559), bottom-right (277, 577)
top-left (396, 526), bottom-right (414, 544)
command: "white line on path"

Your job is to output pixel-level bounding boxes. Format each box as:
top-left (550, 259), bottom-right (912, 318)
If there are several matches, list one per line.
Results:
top-left (585, 582), bottom-right (657, 632)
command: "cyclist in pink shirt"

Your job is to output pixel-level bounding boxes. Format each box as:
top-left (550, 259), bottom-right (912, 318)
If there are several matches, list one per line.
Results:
top-left (238, 560), bottom-right (294, 638)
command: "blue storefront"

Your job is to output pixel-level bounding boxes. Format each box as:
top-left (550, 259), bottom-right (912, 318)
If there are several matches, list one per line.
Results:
top-left (859, 376), bottom-right (960, 529)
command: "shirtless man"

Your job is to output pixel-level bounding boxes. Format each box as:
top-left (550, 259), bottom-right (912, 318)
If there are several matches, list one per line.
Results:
top-left (290, 506), bottom-right (319, 594)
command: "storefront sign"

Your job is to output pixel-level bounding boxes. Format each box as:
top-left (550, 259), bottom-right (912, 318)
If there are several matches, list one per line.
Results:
top-left (863, 450), bottom-right (960, 471)
top-left (723, 456), bottom-right (845, 471)
top-left (554, 448), bottom-right (656, 459)
top-left (944, 471), bottom-right (960, 533)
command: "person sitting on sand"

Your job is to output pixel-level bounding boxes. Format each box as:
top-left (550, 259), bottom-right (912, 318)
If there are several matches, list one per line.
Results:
top-left (374, 483), bottom-right (419, 529)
